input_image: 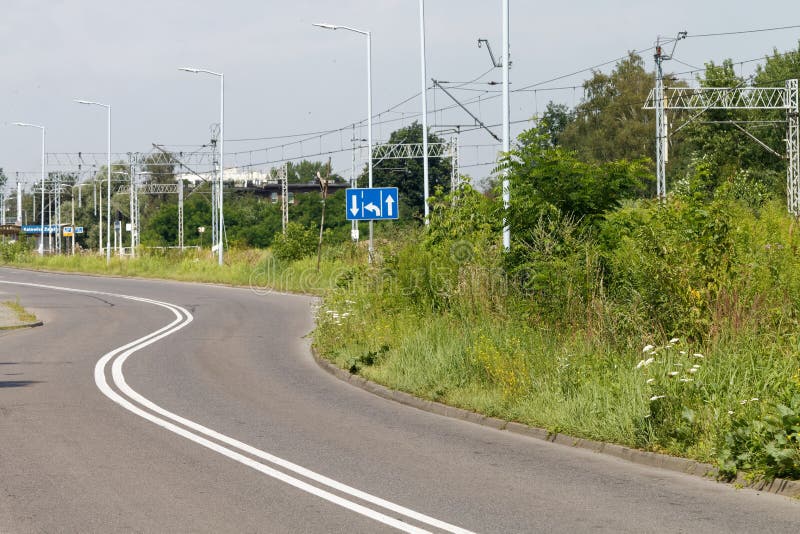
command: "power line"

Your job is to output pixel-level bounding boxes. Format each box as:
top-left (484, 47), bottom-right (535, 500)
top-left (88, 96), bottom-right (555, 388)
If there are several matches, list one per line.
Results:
top-left (686, 24), bottom-right (800, 39)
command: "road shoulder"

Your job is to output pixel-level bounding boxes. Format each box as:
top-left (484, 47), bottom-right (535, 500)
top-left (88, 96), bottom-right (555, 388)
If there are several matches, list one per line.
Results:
top-left (312, 347), bottom-right (800, 500)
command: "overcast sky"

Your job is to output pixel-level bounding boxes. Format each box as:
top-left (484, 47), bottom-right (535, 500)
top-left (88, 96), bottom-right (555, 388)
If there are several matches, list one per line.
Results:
top-left (2, 0), bottom-right (799, 190)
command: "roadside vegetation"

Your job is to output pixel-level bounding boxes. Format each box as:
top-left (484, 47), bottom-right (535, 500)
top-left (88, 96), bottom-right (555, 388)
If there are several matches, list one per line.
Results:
top-left (1, 298), bottom-right (37, 326)
top-left (3, 45), bottom-right (800, 480)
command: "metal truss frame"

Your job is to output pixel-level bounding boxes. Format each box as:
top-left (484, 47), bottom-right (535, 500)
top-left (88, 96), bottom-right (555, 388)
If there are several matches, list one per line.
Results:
top-left (116, 182), bottom-right (184, 250)
top-left (644, 79), bottom-right (800, 214)
top-left (371, 139), bottom-right (461, 193)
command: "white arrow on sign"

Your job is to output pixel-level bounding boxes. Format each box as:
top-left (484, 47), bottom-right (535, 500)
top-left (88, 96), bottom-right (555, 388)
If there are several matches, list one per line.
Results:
top-left (364, 202), bottom-right (381, 217)
top-left (385, 195), bottom-right (395, 217)
top-left (350, 194), bottom-right (359, 216)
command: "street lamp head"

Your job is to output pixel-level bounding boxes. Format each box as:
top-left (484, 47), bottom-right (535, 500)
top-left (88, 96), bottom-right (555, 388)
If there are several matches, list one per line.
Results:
top-left (179, 66), bottom-right (222, 78)
top-left (75, 99), bottom-right (109, 108)
top-left (12, 122), bottom-right (44, 129)
top-left (313, 23), bottom-right (338, 30)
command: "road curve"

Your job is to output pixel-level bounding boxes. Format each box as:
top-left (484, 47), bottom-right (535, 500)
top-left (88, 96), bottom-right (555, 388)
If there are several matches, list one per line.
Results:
top-left (1, 267), bottom-right (798, 533)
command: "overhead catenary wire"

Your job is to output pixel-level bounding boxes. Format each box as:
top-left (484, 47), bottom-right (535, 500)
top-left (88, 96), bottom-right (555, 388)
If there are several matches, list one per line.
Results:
top-left (686, 24), bottom-right (800, 39)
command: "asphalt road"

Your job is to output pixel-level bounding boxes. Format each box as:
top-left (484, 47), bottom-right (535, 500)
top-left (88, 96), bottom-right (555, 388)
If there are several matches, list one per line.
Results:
top-left (1, 267), bottom-right (799, 533)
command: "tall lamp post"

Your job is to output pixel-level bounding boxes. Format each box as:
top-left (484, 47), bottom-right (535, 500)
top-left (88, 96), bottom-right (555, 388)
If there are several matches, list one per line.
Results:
top-left (419, 0), bottom-right (430, 224)
top-left (501, 0), bottom-right (511, 251)
top-left (75, 99), bottom-right (112, 264)
top-left (313, 22), bottom-right (374, 260)
top-left (179, 67), bottom-right (224, 266)
top-left (12, 122), bottom-right (46, 254)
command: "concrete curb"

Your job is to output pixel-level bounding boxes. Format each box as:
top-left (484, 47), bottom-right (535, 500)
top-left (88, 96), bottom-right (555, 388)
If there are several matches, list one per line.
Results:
top-left (0, 319), bottom-right (43, 330)
top-left (312, 349), bottom-right (800, 500)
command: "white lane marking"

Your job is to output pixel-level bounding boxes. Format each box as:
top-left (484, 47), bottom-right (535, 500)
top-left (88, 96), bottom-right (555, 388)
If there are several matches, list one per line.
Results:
top-left (1, 280), bottom-right (474, 534)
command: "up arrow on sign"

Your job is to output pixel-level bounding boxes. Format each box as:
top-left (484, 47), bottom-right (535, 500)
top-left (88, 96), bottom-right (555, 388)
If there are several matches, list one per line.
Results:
top-left (385, 194), bottom-right (395, 217)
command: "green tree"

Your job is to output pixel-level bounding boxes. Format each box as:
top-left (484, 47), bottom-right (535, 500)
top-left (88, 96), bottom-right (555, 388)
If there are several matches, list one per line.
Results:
top-left (504, 128), bottom-right (651, 230)
top-left (559, 53), bottom-right (656, 163)
top-left (285, 160), bottom-right (343, 184)
top-left (538, 102), bottom-right (574, 147)
top-left (362, 121), bottom-right (452, 219)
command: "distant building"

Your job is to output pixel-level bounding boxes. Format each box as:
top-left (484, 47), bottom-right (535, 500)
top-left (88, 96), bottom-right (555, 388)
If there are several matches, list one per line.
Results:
top-left (175, 167), bottom-right (274, 187)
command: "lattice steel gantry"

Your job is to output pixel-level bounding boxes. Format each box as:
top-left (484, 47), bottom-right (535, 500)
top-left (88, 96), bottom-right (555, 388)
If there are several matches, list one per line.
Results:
top-left (644, 79), bottom-right (800, 214)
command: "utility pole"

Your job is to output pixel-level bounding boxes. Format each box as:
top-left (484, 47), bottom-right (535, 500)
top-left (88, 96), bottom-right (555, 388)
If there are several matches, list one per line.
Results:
top-left (98, 181), bottom-right (103, 253)
top-left (316, 158), bottom-right (331, 272)
top-left (654, 32), bottom-right (686, 200)
top-left (502, 0), bottom-right (511, 251)
top-left (281, 163), bottom-right (289, 234)
top-left (210, 125), bottom-right (219, 253)
top-left (16, 181), bottom-right (22, 226)
top-left (419, 0), bottom-right (430, 224)
top-left (351, 125), bottom-right (360, 242)
top-left (129, 155), bottom-right (135, 257)
top-left (71, 188), bottom-right (75, 256)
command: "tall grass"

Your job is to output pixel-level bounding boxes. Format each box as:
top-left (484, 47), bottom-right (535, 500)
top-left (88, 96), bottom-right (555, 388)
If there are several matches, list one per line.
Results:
top-left (314, 193), bottom-right (800, 478)
top-left (1, 244), bottom-right (361, 295)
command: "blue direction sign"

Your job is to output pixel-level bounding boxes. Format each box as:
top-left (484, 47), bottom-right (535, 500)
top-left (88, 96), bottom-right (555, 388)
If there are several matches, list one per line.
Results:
top-left (346, 187), bottom-right (399, 221)
top-left (21, 225), bottom-right (60, 234)
top-left (75, 226), bottom-right (85, 234)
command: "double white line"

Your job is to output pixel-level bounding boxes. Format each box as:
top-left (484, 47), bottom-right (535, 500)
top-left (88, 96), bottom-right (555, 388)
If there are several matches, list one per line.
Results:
top-left (1, 280), bottom-right (473, 534)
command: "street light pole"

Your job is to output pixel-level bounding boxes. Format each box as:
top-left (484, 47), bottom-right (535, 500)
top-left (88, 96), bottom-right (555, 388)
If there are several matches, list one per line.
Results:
top-left (179, 67), bottom-right (224, 266)
top-left (313, 22), bottom-right (374, 260)
top-left (75, 99), bottom-right (112, 264)
top-left (419, 0), bottom-right (430, 224)
top-left (12, 122), bottom-right (46, 254)
top-left (501, 0), bottom-right (511, 251)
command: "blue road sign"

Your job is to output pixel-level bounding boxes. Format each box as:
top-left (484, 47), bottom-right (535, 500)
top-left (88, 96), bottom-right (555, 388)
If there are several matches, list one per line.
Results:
top-left (346, 187), bottom-right (399, 221)
top-left (75, 226), bottom-right (85, 234)
top-left (21, 225), bottom-right (60, 234)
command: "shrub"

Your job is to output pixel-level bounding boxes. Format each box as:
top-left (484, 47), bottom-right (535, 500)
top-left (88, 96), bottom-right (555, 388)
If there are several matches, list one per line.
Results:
top-left (271, 222), bottom-right (317, 262)
top-left (718, 395), bottom-right (800, 480)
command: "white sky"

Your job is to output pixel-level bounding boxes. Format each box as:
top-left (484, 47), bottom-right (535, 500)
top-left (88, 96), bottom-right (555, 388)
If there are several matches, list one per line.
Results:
top-left (1, 0), bottom-right (799, 190)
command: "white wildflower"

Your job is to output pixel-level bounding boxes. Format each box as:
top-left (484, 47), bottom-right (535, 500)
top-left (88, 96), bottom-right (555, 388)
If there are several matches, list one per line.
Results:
top-left (668, 371), bottom-right (679, 377)
top-left (679, 351), bottom-right (687, 355)
top-left (644, 357), bottom-right (655, 367)
top-left (636, 359), bottom-right (646, 369)
top-left (650, 395), bottom-right (666, 401)
top-left (679, 378), bottom-right (693, 382)
top-left (750, 398), bottom-right (759, 402)
top-left (693, 353), bottom-right (704, 359)
top-left (646, 378), bottom-right (656, 384)
top-left (325, 310), bottom-right (335, 314)
top-left (643, 344), bottom-right (655, 353)
top-left (740, 400), bottom-right (748, 405)
top-left (688, 368), bottom-right (698, 374)
top-left (692, 364), bottom-right (701, 368)
top-left (669, 337), bottom-right (680, 344)
top-left (344, 300), bottom-right (356, 305)
top-left (728, 410), bottom-right (735, 415)
top-left (674, 363), bottom-right (683, 367)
